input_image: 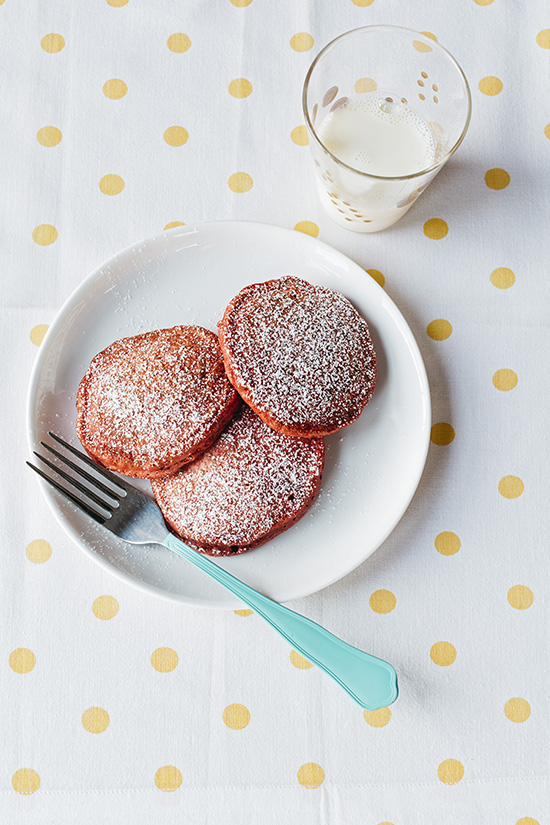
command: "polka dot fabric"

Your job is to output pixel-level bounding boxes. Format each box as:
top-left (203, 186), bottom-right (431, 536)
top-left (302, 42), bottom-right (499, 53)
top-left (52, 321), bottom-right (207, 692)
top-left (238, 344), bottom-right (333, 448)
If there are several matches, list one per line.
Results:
top-left (3, 0), bottom-right (549, 821)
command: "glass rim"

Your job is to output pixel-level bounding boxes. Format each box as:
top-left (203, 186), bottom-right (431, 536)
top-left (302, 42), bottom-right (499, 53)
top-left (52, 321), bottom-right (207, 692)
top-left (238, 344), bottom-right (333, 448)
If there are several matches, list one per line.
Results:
top-left (302, 25), bottom-right (472, 183)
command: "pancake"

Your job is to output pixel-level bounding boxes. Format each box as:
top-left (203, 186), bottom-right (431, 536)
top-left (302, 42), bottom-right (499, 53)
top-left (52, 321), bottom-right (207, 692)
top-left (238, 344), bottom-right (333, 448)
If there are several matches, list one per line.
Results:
top-left (152, 405), bottom-right (325, 555)
top-left (218, 276), bottom-right (377, 437)
top-left (76, 325), bottom-right (239, 479)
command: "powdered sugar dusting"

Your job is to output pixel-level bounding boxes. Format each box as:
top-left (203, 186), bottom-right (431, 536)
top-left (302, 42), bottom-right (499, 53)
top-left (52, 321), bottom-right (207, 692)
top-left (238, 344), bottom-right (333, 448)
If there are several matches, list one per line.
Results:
top-left (152, 406), bottom-right (325, 554)
top-left (77, 326), bottom-right (238, 478)
top-left (219, 277), bottom-right (376, 435)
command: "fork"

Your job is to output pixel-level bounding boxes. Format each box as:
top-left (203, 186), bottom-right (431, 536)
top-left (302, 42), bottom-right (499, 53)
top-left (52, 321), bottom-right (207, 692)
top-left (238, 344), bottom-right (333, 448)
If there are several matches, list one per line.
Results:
top-left (28, 433), bottom-right (398, 711)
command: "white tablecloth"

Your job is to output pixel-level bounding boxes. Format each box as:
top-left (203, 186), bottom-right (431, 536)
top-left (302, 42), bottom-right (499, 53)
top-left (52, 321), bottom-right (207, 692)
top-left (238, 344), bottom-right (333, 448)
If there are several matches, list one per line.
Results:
top-left (3, 1), bottom-right (549, 822)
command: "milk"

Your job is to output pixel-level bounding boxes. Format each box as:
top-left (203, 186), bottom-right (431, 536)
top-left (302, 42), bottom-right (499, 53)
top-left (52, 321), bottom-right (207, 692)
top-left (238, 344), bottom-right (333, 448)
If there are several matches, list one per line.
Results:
top-left (315, 94), bottom-right (437, 231)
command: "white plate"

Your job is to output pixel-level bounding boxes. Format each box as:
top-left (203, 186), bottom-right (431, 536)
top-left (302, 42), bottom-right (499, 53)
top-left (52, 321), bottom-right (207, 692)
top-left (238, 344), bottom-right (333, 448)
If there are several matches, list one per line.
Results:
top-left (27, 221), bottom-right (430, 609)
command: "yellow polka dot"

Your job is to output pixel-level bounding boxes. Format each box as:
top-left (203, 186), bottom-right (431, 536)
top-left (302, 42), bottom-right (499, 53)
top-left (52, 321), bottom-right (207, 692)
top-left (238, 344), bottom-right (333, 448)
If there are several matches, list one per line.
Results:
top-left (369, 589), bottom-right (396, 614)
top-left (103, 78), bottom-right (128, 99)
top-left (473, 0), bottom-right (494, 4)
top-left (290, 33), bottom-right (314, 52)
top-left (423, 218), bottom-right (448, 239)
top-left (351, 0), bottom-right (374, 5)
top-left (427, 319), bottom-right (452, 341)
top-left (430, 641), bottom-right (457, 666)
top-left (431, 422), bottom-right (455, 446)
top-left (234, 609), bottom-right (253, 616)
top-left (106, 0), bottom-right (129, 5)
top-left (154, 765), bottom-right (182, 792)
top-left (437, 759), bottom-right (464, 784)
top-left (505, 697), bottom-right (531, 723)
top-left (485, 168), bottom-right (510, 190)
top-left (413, 40), bottom-right (432, 53)
top-left (230, 0), bottom-right (253, 5)
top-left (492, 368), bottom-right (517, 391)
top-left (478, 76), bottom-right (503, 96)
top-left (507, 585), bottom-right (533, 610)
top-left (228, 172), bottom-right (253, 193)
top-left (377, 822), bottom-right (396, 825)
top-left (367, 269), bottom-right (385, 287)
top-left (363, 707), bottom-right (391, 727)
top-left (81, 706), bottom-right (110, 733)
top-left (536, 29), bottom-right (550, 49)
top-left (291, 125), bottom-right (309, 146)
top-left (36, 126), bottom-right (62, 147)
top-left (490, 267), bottom-right (515, 289)
top-left (30, 324), bottom-right (49, 346)
top-left (228, 78), bottom-right (253, 98)
top-left (12, 769), bottom-right (40, 795)
top-left (32, 225), bottom-right (57, 245)
top-left (99, 174), bottom-right (124, 195)
top-left (294, 221), bottom-right (319, 237)
top-left (516, 819), bottom-right (540, 825)
top-left (545, 123), bottom-right (550, 140)
top-left (164, 126), bottom-right (189, 147)
top-left (297, 762), bottom-right (325, 788)
top-left (41, 33), bottom-right (65, 53)
top-left (164, 221), bottom-right (185, 231)
top-left (290, 649), bottom-right (313, 669)
top-left (222, 703), bottom-right (251, 729)
top-left (167, 33), bottom-right (191, 53)
top-left (422, 31), bottom-right (438, 40)
top-left (435, 532), bottom-right (461, 556)
top-left (92, 595), bottom-right (119, 620)
top-left (26, 539), bottom-right (52, 563)
top-left (151, 647), bottom-right (179, 673)
top-left (355, 77), bottom-right (377, 94)
top-left (499, 475), bottom-right (524, 499)
top-left (9, 648), bottom-right (36, 674)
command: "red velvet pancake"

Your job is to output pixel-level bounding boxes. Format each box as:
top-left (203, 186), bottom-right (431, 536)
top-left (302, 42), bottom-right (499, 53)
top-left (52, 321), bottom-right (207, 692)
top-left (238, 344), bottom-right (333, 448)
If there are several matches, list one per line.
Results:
top-left (152, 405), bottom-right (325, 555)
top-left (76, 326), bottom-right (239, 479)
top-left (218, 276), bottom-right (377, 437)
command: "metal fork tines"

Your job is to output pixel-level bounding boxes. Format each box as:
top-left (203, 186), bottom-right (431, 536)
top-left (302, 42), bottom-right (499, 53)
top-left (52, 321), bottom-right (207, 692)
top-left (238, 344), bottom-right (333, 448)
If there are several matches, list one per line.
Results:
top-left (28, 433), bottom-right (169, 544)
top-left (27, 433), bottom-right (128, 524)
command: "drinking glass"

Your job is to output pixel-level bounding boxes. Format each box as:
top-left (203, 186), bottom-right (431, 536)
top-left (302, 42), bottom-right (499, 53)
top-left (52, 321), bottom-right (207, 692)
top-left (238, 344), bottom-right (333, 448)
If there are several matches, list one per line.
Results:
top-left (302, 26), bottom-right (471, 232)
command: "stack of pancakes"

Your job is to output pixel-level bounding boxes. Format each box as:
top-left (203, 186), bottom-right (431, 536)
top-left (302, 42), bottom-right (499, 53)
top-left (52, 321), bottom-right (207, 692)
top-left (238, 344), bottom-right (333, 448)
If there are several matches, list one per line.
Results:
top-left (76, 277), bottom-right (377, 555)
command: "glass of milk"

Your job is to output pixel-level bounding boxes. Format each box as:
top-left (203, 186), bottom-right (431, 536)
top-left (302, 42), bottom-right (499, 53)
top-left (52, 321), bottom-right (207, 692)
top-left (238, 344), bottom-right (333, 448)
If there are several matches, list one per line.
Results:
top-left (302, 26), bottom-right (471, 232)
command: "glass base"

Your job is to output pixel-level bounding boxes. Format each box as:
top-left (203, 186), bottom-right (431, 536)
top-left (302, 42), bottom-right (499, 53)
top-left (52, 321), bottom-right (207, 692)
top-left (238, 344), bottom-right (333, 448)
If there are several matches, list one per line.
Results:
top-left (317, 185), bottom-right (413, 233)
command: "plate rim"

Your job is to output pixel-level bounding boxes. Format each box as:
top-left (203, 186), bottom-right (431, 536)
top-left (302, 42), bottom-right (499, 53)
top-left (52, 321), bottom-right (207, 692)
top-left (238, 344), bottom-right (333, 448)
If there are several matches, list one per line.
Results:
top-left (26, 220), bottom-right (431, 608)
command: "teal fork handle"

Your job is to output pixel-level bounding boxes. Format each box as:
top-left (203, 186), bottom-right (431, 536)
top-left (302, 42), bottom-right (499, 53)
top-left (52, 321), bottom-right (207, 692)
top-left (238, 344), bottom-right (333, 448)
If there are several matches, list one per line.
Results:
top-left (163, 534), bottom-right (398, 710)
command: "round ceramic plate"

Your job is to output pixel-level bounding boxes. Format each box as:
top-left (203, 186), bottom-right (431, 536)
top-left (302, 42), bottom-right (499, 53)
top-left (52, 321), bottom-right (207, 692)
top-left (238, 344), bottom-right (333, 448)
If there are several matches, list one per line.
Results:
top-left (27, 221), bottom-right (430, 609)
